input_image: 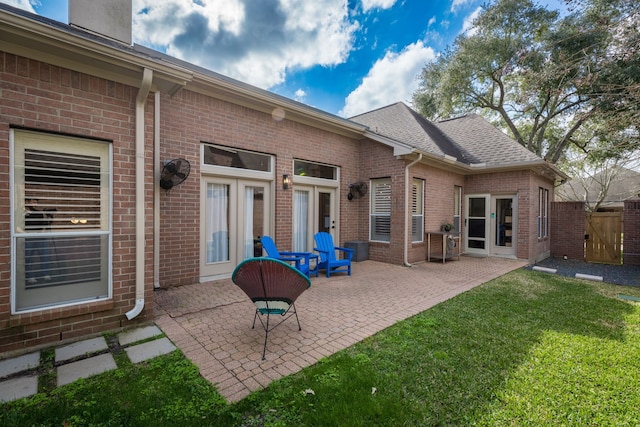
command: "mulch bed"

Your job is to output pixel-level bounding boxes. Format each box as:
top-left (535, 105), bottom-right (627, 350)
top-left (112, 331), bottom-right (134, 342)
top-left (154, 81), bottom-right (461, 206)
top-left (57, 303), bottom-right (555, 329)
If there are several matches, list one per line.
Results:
top-left (528, 258), bottom-right (640, 287)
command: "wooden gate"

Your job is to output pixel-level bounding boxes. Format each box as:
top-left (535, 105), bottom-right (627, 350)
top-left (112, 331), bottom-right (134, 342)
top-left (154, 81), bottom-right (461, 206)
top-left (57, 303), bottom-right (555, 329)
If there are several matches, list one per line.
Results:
top-left (585, 212), bottom-right (622, 264)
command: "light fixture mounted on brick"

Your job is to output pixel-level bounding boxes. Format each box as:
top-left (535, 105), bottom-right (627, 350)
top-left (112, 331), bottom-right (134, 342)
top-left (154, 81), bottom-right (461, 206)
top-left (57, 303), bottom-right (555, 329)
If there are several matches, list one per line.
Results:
top-left (282, 174), bottom-right (291, 190)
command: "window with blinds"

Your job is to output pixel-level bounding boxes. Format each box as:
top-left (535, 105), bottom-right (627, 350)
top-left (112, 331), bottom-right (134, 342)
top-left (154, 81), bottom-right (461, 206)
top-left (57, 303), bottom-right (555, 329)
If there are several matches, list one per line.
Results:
top-left (538, 187), bottom-right (549, 239)
top-left (370, 178), bottom-right (391, 242)
top-left (12, 130), bottom-right (111, 313)
top-left (412, 179), bottom-right (424, 242)
top-left (454, 186), bottom-right (462, 234)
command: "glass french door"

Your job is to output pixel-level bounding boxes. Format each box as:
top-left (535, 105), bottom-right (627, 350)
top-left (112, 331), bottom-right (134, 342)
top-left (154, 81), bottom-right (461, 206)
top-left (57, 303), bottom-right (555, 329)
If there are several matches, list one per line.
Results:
top-left (465, 195), bottom-right (490, 255)
top-left (492, 195), bottom-right (516, 257)
top-left (201, 177), bottom-right (270, 278)
top-left (466, 194), bottom-right (517, 257)
top-left (292, 185), bottom-right (337, 252)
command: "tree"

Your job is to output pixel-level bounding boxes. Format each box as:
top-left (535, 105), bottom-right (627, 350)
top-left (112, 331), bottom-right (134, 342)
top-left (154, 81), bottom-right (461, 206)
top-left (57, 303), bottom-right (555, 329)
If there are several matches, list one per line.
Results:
top-left (413, 0), bottom-right (639, 166)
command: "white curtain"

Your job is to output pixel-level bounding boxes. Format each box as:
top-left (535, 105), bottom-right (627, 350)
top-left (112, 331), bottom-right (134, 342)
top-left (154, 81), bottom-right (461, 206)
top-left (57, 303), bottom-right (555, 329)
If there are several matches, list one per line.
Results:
top-left (206, 183), bottom-right (228, 263)
top-left (243, 187), bottom-right (254, 259)
top-left (293, 190), bottom-right (309, 252)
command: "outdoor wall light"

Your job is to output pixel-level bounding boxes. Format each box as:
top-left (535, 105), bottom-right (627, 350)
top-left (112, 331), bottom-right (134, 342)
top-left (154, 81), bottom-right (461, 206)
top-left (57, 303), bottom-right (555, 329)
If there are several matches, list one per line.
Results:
top-left (282, 174), bottom-right (291, 190)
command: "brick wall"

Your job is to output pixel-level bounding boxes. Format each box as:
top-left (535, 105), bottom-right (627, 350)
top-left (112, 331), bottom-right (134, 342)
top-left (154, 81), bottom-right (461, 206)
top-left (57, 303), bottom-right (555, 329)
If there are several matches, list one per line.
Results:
top-left (463, 170), bottom-right (554, 262)
top-left (157, 90), bottom-right (366, 283)
top-left (0, 52), bottom-right (151, 354)
top-left (624, 199), bottom-right (640, 265)
top-left (550, 201), bottom-right (585, 260)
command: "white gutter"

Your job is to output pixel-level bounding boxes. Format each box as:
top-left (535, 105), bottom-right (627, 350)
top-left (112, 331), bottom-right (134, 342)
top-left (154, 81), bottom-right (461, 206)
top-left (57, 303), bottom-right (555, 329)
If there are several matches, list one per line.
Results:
top-left (403, 153), bottom-right (423, 267)
top-left (126, 67), bottom-right (153, 320)
top-left (153, 91), bottom-right (160, 289)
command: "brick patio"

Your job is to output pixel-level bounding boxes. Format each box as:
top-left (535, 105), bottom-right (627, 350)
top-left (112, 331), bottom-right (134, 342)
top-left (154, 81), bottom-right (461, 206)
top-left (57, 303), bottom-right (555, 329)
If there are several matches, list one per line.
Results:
top-left (154, 256), bottom-right (526, 402)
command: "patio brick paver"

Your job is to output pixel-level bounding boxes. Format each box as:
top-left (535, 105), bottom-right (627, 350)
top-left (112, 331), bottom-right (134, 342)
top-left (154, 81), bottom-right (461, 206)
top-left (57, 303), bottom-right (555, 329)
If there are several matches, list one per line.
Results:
top-left (154, 257), bottom-right (526, 402)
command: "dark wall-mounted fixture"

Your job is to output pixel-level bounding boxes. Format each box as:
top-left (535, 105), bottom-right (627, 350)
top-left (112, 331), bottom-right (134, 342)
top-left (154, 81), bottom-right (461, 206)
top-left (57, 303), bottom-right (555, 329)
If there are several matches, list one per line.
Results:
top-left (347, 181), bottom-right (368, 201)
top-left (282, 174), bottom-right (291, 190)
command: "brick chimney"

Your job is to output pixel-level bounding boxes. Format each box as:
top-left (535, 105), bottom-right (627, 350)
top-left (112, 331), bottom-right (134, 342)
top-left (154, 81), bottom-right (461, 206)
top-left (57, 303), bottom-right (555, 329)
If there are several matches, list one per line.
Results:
top-left (69, 0), bottom-right (132, 45)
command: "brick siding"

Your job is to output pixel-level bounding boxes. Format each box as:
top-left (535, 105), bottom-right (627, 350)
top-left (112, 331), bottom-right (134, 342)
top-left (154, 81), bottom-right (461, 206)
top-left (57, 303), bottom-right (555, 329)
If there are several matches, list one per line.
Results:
top-left (0, 52), bottom-right (151, 354)
top-left (624, 199), bottom-right (640, 265)
top-left (550, 201), bottom-right (586, 260)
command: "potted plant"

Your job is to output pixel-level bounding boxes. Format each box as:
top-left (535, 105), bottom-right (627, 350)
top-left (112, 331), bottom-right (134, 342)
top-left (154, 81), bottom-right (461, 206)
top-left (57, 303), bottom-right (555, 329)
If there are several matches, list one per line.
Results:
top-left (440, 223), bottom-right (455, 233)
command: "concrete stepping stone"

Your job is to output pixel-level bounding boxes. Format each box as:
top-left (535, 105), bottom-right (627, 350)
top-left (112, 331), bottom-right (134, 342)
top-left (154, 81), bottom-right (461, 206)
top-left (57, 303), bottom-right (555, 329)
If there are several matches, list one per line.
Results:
top-left (118, 325), bottom-right (163, 346)
top-left (125, 337), bottom-right (176, 364)
top-left (56, 336), bottom-right (108, 363)
top-left (57, 353), bottom-right (117, 387)
top-left (0, 352), bottom-right (40, 378)
top-left (0, 375), bottom-right (38, 403)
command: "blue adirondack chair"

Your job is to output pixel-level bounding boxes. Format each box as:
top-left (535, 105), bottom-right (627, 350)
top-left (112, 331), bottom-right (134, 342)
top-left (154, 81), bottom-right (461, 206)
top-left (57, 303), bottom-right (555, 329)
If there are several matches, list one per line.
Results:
top-left (260, 236), bottom-right (318, 277)
top-left (232, 257), bottom-right (311, 359)
top-left (313, 232), bottom-right (354, 277)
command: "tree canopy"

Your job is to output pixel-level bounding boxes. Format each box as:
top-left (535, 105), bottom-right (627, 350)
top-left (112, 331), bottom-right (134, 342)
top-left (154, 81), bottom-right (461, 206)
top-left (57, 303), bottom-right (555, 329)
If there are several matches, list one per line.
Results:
top-left (413, 0), bottom-right (639, 167)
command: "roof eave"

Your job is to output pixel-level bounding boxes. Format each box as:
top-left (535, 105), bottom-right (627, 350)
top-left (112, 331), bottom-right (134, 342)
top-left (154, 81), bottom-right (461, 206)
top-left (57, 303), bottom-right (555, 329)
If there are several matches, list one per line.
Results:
top-left (0, 7), bottom-right (368, 139)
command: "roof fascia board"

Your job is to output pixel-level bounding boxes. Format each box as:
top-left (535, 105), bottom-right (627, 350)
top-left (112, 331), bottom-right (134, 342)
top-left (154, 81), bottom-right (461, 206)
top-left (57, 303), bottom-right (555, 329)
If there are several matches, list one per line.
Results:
top-left (363, 130), bottom-right (414, 156)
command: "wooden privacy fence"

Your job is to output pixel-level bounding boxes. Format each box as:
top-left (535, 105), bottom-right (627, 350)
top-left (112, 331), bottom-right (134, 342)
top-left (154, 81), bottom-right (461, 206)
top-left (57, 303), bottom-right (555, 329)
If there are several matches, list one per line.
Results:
top-left (585, 212), bottom-right (622, 264)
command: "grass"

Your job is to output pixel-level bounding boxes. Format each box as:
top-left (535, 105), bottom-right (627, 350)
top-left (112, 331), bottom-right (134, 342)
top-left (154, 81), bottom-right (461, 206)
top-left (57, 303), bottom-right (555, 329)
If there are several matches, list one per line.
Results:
top-left (2, 269), bottom-right (640, 426)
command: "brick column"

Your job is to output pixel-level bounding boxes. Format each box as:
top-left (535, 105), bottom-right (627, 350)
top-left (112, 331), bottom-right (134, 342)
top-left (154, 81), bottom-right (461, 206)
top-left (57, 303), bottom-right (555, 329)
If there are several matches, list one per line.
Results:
top-left (551, 201), bottom-right (585, 260)
top-left (624, 199), bottom-right (640, 266)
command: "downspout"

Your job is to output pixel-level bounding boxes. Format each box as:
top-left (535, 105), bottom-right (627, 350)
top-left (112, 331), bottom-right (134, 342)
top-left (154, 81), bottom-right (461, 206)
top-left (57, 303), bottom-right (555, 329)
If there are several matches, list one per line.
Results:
top-left (126, 67), bottom-right (153, 320)
top-left (153, 91), bottom-right (160, 289)
top-left (403, 153), bottom-right (423, 267)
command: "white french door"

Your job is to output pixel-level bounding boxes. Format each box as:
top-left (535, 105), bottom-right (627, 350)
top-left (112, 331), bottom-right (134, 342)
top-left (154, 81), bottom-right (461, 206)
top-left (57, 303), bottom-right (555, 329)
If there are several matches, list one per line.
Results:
top-left (465, 194), bottom-right (517, 258)
top-left (201, 177), bottom-right (270, 278)
top-left (491, 195), bottom-right (517, 257)
top-left (292, 185), bottom-right (337, 252)
top-left (465, 194), bottom-right (490, 256)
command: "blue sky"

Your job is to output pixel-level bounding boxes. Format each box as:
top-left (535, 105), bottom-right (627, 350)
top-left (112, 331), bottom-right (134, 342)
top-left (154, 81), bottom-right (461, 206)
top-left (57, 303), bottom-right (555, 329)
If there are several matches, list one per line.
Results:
top-left (3, 0), bottom-right (568, 117)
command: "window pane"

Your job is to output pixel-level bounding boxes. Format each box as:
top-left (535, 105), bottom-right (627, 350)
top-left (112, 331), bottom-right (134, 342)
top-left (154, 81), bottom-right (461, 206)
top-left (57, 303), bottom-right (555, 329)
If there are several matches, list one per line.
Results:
top-left (22, 149), bottom-right (104, 232)
top-left (203, 144), bottom-right (271, 172)
top-left (469, 198), bottom-right (485, 217)
top-left (412, 215), bottom-right (424, 242)
top-left (371, 216), bottom-right (391, 241)
top-left (16, 234), bottom-right (109, 311)
top-left (294, 160), bottom-right (336, 180)
top-left (206, 183), bottom-right (230, 263)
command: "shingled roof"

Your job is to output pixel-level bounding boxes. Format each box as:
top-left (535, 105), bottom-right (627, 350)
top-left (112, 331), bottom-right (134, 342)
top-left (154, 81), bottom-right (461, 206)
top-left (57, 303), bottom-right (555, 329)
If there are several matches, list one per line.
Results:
top-left (350, 102), bottom-right (543, 167)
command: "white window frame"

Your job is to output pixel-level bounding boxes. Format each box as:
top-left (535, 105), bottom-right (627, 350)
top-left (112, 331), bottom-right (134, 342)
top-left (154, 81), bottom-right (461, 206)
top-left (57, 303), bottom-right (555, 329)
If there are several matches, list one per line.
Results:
top-left (412, 178), bottom-right (424, 243)
top-left (11, 130), bottom-right (112, 313)
top-left (538, 187), bottom-right (549, 239)
top-left (370, 178), bottom-right (392, 242)
top-left (454, 186), bottom-right (462, 233)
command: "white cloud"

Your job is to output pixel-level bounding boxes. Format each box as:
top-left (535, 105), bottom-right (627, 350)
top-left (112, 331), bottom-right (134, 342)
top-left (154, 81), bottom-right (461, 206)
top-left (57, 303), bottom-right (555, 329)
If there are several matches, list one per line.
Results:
top-left (461, 6), bottom-right (482, 36)
top-left (132, 0), bottom-right (358, 89)
top-left (428, 16), bottom-right (436, 27)
top-left (361, 0), bottom-right (397, 13)
top-left (340, 41), bottom-right (435, 117)
top-left (450, 0), bottom-right (473, 13)
top-left (2, 0), bottom-right (36, 13)
top-left (294, 89), bottom-right (306, 101)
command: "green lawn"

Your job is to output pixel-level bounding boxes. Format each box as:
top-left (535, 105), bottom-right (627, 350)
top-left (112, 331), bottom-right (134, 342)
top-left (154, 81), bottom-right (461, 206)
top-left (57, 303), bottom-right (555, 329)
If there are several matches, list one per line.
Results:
top-left (3, 269), bottom-right (640, 426)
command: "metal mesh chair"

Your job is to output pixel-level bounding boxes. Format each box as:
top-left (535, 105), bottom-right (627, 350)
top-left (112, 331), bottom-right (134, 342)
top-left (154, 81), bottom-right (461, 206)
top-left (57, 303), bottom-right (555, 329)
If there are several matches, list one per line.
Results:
top-left (232, 257), bottom-right (311, 359)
